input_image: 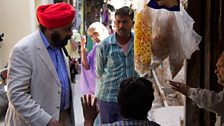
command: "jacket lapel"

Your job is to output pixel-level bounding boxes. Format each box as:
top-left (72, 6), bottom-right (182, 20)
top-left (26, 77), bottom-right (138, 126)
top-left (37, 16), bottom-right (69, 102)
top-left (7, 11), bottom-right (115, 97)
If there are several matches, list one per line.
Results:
top-left (62, 51), bottom-right (71, 81)
top-left (35, 31), bottom-right (61, 86)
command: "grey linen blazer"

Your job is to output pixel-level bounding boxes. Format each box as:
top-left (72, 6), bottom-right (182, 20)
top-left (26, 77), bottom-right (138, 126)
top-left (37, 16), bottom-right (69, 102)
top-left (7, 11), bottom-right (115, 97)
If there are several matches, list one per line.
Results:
top-left (5, 30), bottom-right (75, 126)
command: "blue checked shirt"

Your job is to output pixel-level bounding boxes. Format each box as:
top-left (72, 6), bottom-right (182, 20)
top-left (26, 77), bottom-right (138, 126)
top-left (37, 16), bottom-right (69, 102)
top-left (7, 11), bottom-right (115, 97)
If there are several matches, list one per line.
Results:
top-left (96, 33), bottom-right (138, 102)
top-left (102, 119), bottom-right (160, 126)
top-left (40, 31), bottom-right (70, 110)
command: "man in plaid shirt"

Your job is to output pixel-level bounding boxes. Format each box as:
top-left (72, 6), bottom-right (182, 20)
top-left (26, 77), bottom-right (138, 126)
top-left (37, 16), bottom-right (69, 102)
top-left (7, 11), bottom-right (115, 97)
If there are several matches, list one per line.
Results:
top-left (81, 77), bottom-right (160, 126)
top-left (96, 6), bottom-right (138, 124)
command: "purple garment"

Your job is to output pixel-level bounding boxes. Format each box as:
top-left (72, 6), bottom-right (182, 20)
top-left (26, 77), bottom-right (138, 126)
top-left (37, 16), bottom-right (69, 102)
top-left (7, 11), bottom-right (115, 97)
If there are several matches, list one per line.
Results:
top-left (80, 44), bottom-right (97, 94)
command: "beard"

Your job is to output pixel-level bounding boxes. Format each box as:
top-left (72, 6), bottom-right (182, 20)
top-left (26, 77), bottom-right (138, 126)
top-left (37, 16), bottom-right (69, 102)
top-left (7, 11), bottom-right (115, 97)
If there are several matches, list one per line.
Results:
top-left (50, 31), bottom-right (71, 48)
top-left (217, 77), bottom-right (224, 86)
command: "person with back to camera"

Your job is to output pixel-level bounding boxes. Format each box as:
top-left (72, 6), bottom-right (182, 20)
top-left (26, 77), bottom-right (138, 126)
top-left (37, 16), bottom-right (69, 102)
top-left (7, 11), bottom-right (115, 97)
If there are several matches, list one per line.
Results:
top-left (95, 6), bottom-right (138, 124)
top-left (169, 52), bottom-right (224, 126)
top-left (5, 2), bottom-right (76, 126)
top-left (81, 77), bottom-right (160, 126)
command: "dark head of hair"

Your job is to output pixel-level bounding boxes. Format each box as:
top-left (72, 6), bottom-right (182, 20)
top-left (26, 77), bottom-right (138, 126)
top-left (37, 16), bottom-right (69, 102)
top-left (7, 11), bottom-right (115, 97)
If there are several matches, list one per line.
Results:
top-left (115, 6), bottom-right (134, 21)
top-left (118, 77), bottom-right (154, 120)
top-left (39, 24), bottom-right (47, 33)
top-left (221, 51), bottom-right (224, 56)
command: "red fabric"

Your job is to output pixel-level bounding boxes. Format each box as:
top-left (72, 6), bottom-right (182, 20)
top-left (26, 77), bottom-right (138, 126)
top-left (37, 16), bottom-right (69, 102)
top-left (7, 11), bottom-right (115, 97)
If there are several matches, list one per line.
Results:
top-left (37, 2), bottom-right (75, 29)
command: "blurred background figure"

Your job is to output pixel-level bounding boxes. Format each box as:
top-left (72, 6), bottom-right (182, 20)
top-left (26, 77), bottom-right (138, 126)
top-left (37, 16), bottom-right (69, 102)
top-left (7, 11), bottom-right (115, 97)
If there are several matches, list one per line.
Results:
top-left (108, 25), bottom-right (114, 35)
top-left (66, 29), bottom-right (81, 63)
top-left (0, 65), bottom-right (8, 121)
top-left (65, 29), bottom-right (81, 83)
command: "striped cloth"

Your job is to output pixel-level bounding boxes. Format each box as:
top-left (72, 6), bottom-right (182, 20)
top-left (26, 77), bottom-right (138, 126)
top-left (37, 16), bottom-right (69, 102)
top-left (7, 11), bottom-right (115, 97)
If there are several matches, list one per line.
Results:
top-left (102, 119), bottom-right (160, 126)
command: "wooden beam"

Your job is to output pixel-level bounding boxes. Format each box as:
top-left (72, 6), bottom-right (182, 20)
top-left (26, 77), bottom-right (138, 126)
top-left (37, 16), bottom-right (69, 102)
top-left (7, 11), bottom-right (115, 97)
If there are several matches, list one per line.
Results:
top-left (187, 0), bottom-right (224, 125)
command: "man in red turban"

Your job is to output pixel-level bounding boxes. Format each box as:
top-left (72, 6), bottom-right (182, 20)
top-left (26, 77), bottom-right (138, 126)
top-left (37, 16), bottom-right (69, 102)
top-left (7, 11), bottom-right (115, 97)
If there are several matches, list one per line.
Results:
top-left (37, 2), bottom-right (75, 48)
top-left (5, 2), bottom-right (76, 126)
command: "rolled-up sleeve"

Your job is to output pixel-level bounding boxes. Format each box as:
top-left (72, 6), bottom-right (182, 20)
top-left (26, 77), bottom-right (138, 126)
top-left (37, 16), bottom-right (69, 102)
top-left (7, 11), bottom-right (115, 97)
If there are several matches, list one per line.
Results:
top-left (188, 88), bottom-right (224, 115)
top-left (96, 44), bottom-right (105, 78)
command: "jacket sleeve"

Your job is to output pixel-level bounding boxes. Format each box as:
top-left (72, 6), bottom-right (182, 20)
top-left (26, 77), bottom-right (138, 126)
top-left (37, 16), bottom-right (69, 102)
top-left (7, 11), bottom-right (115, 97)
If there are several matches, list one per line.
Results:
top-left (7, 46), bottom-right (52, 126)
top-left (188, 88), bottom-right (224, 115)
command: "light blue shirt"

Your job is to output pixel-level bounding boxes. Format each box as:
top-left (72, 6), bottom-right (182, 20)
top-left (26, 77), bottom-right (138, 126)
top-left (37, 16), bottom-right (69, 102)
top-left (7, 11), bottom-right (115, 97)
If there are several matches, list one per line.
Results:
top-left (40, 31), bottom-right (70, 110)
top-left (96, 33), bottom-right (138, 102)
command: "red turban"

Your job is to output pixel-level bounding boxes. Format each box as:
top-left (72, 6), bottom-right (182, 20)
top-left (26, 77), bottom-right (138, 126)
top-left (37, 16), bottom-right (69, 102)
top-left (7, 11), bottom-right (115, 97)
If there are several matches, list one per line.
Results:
top-left (37, 2), bottom-right (75, 29)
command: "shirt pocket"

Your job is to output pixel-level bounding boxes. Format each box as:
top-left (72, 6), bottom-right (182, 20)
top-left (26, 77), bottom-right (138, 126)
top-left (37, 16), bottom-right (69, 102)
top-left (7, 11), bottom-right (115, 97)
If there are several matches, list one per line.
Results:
top-left (107, 51), bottom-right (124, 71)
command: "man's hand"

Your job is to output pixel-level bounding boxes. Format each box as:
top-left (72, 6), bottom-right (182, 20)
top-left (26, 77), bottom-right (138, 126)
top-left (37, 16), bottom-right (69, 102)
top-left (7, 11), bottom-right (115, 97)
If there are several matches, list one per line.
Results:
top-left (47, 118), bottom-right (60, 126)
top-left (81, 94), bottom-right (98, 126)
top-left (169, 80), bottom-right (191, 96)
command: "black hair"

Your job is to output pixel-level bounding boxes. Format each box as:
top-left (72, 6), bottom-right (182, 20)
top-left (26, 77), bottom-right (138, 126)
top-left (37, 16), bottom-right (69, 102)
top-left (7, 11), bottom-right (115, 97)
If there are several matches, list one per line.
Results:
top-left (39, 24), bottom-right (47, 33)
top-left (115, 6), bottom-right (134, 21)
top-left (118, 77), bottom-right (154, 120)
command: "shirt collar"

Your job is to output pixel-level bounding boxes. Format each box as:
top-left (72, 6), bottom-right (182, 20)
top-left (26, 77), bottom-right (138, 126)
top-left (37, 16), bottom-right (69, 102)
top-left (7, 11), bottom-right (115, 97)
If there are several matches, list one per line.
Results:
top-left (111, 32), bottom-right (134, 44)
top-left (39, 30), bottom-right (51, 49)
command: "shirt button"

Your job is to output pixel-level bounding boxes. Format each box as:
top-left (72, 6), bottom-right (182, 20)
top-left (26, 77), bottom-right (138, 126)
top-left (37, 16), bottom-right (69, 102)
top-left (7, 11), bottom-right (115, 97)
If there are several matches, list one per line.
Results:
top-left (58, 91), bottom-right (61, 94)
top-left (56, 106), bottom-right (60, 109)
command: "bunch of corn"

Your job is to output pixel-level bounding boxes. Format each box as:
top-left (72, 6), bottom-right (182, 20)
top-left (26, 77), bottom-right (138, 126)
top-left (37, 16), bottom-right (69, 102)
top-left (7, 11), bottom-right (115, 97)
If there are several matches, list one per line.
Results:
top-left (134, 6), bottom-right (152, 76)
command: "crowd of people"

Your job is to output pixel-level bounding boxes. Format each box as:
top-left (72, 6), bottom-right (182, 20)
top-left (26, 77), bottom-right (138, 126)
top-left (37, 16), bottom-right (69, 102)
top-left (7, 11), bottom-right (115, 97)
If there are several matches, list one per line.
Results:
top-left (1, 2), bottom-right (224, 126)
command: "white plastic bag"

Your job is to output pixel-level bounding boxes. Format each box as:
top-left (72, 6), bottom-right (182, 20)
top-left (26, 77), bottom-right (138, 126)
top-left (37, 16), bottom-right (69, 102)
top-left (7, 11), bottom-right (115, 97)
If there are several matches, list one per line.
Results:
top-left (134, 0), bottom-right (153, 76)
top-left (151, 6), bottom-right (201, 78)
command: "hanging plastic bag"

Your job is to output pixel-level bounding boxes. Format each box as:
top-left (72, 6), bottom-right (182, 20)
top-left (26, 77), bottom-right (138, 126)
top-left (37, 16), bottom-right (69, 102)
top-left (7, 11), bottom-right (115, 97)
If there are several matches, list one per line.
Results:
top-left (151, 9), bottom-right (172, 62)
top-left (174, 6), bottom-right (201, 59)
top-left (134, 0), bottom-right (153, 76)
top-left (151, 6), bottom-right (201, 78)
top-left (168, 6), bottom-right (201, 78)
